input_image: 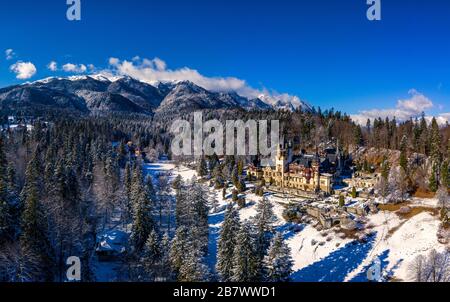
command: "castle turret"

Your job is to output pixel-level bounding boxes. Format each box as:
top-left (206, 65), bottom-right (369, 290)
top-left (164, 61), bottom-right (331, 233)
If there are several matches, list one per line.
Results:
top-left (336, 139), bottom-right (343, 176)
top-left (312, 149), bottom-right (321, 191)
top-left (287, 141), bottom-right (293, 163)
top-left (276, 144), bottom-right (287, 173)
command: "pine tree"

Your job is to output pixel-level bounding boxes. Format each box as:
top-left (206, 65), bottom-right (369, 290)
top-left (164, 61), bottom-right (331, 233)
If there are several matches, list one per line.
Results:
top-left (188, 182), bottom-right (209, 253)
top-left (254, 197), bottom-right (276, 243)
top-left (145, 175), bottom-right (155, 205)
top-left (237, 160), bottom-right (244, 177)
top-left (6, 164), bottom-right (17, 195)
top-left (130, 164), bottom-right (143, 214)
top-left (178, 243), bottom-right (210, 282)
top-left (419, 113), bottom-right (429, 155)
top-left (208, 154), bottom-right (219, 172)
top-left (216, 205), bottom-right (241, 282)
top-left (20, 152), bottom-right (54, 281)
top-left (366, 119), bottom-right (371, 135)
top-left (197, 156), bottom-right (208, 177)
top-left (430, 118), bottom-right (442, 163)
top-left (399, 135), bottom-right (408, 172)
top-left (130, 165), bottom-right (155, 252)
top-left (51, 161), bottom-right (82, 282)
top-left (429, 118), bottom-right (442, 191)
top-left (441, 160), bottom-right (449, 189)
top-left (429, 163), bottom-right (439, 193)
top-left (105, 150), bottom-right (120, 192)
top-left (0, 195), bottom-right (12, 243)
top-left (232, 222), bottom-right (259, 282)
top-left (222, 187), bottom-right (227, 200)
top-left (339, 195), bottom-right (345, 207)
top-left (169, 226), bottom-right (189, 277)
top-left (213, 166), bottom-right (225, 189)
top-left (172, 175), bottom-right (183, 191)
top-left (0, 135), bottom-right (6, 178)
top-left (131, 188), bottom-right (155, 252)
top-left (65, 167), bottom-right (80, 205)
top-left (353, 124), bottom-right (363, 146)
top-left (253, 197), bottom-right (277, 280)
top-left (0, 136), bottom-right (13, 242)
top-left (124, 162), bottom-right (132, 201)
top-left (141, 229), bottom-right (161, 281)
top-left (237, 177), bottom-right (247, 193)
top-left (159, 232), bottom-right (172, 281)
top-left (175, 182), bottom-right (187, 227)
top-left (264, 232), bottom-right (293, 282)
top-left (231, 166), bottom-right (239, 187)
top-left (232, 189), bottom-right (238, 202)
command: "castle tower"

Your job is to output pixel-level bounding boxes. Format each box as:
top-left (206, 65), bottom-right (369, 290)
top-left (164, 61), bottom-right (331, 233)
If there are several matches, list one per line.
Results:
top-left (287, 141), bottom-right (294, 163)
top-left (276, 144), bottom-right (286, 173)
top-left (313, 147), bottom-right (321, 191)
top-left (336, 139), bottom-right (343, 175)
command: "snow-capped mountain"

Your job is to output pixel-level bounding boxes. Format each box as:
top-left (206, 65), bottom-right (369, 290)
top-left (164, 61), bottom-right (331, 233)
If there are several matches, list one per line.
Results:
top-left (0, 75), bottom-right (309, 116)
top-left (155, 81), bottom-right (274, 114)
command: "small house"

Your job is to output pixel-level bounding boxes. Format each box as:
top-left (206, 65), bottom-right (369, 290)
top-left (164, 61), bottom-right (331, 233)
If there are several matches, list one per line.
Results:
top-left (96, 230), bottom-right (128, 262)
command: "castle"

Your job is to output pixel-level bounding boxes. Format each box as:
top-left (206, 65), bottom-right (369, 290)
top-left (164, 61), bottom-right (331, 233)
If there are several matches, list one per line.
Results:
top-left (248, 143), bottom-right (344, 195)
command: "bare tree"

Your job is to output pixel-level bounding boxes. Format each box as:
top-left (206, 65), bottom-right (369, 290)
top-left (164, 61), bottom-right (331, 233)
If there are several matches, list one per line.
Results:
top-left (409, 249), bottom-right (450, 282)
top-left (436, 186), bottom-right (449, 210)
top-left (375, 176), bottom-right (389, 200)
top-left (410, 254), bottom-right (425, 282)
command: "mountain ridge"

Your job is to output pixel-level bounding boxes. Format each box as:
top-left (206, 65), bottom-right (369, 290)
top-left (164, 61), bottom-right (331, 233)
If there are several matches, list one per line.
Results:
top-left (0, 75), bottom-right (311, 116)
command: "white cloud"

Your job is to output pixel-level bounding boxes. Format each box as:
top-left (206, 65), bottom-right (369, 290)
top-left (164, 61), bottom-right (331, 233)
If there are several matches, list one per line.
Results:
top-left (47, 61), bottom-right (58, 71)
top-left (105, 57), bottom-right (307, 108)
top-left (350, 89), bottom-right (445, 125)
top-left (109, 57), bottom-right (120, 65)
top-left (62, 63), bottom-right (87, 73)
top-left (433, 113), bottom-right (450, 126)
top-left (397, 89), bottom-right (433, 112)
top-left (87, 64), bottom-right (96, 72)
top-left (5, 49), bottom-right (16, 60)
top-left (10, 61), bottom-right (37, 79)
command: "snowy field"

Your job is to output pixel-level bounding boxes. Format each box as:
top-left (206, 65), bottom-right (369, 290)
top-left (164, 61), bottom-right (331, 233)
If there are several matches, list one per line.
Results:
top-left (140, 161), bottom-right (447, 282)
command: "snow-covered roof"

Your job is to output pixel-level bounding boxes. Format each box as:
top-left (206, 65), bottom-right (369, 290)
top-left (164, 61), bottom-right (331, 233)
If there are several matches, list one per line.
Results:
top-left (96, 230), bottom-right (128, 254)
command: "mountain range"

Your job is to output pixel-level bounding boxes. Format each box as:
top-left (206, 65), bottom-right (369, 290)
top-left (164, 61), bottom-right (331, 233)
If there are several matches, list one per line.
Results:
top-left (0, 75), bottom-right (311, 116)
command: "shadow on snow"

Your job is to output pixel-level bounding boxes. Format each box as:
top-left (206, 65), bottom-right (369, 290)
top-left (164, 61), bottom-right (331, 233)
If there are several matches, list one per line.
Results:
top-left (291, 233), bottom-right (377, 282)
top-left (275, 223), bottom-right (305, 241)
top-left (349, 249), bottom-right (403, 282)
top-left (207, 211), bottom-right (226, 272)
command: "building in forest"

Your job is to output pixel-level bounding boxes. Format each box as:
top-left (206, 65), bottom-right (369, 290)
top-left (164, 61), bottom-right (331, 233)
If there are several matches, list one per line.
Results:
top-left (248, 143), bottom-right (344, 195)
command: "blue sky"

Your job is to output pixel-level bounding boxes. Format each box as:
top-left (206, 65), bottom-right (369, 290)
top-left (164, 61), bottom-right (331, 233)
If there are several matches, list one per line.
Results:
top-left (1, 0), bottom-right (449, 122)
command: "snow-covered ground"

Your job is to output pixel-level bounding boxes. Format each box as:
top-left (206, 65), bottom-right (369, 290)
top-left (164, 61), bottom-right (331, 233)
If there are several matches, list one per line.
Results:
top-left (143, 161), bottom-right (448, 282)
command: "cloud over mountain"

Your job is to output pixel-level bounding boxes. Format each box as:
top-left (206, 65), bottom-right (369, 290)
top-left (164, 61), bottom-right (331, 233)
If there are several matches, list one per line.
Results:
top-left (47, 61), bottom-right (58, 71)
top-left (9, 61), bottom-right (37, 79)
top-left (351, 89), bottom-right (449, 125)
top-left (62, 63), bottom-right (88, 73)
top-left (105, 56), bottom-right (308, 110)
